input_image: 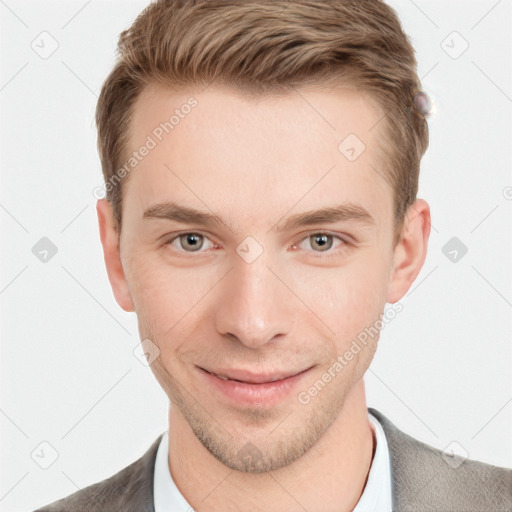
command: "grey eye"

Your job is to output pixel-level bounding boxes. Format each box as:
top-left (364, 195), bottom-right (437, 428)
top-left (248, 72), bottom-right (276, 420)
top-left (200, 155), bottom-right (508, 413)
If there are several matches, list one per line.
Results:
top-left (309, 234), bottom-right (333, 252)
top-left (178, 233), bottom-right (204, 251)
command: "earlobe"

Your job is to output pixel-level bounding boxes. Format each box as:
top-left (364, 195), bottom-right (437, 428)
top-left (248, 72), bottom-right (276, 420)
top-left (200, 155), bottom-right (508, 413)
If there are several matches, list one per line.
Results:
top-left (96, 199), bottom-right (135, 313)
top-left (386, 199), bottom-right (431, 304)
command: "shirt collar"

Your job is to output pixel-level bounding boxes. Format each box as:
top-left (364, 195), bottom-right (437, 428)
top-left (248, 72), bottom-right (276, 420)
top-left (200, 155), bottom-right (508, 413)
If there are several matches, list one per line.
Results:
top-left (352, 411), bottom-right (392, 511)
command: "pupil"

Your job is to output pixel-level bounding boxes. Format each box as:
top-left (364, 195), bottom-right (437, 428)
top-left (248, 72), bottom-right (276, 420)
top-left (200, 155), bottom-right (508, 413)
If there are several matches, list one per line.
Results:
top-left (313, 234), bottom-right (332, 251)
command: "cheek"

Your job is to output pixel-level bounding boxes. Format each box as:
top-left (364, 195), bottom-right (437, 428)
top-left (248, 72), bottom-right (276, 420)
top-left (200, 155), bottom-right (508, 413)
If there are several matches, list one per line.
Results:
top-left (312, 273), bottom-right (385, 386)
top-left (293, 257), bottom-right (388, 347)
top-left (126, 254), bottom-right (217, 340)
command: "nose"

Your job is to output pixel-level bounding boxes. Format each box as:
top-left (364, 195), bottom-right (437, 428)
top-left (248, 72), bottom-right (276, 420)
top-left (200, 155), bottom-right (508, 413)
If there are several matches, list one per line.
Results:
top-left (214, 251), bottom-right (293, 349)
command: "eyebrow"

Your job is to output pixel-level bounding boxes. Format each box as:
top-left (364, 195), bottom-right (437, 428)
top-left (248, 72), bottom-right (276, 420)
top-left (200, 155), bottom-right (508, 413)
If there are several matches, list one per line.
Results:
top-left (142, 201), bottom-right (376, 231)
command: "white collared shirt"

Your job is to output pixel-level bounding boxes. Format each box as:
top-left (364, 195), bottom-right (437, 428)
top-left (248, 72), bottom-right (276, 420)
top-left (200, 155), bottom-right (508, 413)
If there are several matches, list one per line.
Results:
top-left (352, 411), bottom-right (392, 511)
top-left (153, 411), bottom-right (392, 511)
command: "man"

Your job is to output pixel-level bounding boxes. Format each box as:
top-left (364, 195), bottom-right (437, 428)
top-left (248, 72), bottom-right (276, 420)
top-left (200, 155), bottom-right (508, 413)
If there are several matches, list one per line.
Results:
top-left (36, 0), bottom-right (511, 510)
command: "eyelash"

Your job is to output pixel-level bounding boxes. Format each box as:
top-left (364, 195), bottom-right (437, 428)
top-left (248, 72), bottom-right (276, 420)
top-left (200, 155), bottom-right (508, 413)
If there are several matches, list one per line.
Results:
top-left (163, 231), bottom-right (352, 259)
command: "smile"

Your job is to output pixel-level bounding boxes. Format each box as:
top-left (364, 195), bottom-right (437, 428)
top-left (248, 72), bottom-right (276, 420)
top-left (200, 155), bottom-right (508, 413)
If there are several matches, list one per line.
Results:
top-left (197, 366), bottom-right (313, 406)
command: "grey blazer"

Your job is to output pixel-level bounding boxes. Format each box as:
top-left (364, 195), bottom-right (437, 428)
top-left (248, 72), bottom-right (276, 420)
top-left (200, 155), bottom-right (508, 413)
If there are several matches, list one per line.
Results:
top-left (36, 407), bottom-right (512, 511)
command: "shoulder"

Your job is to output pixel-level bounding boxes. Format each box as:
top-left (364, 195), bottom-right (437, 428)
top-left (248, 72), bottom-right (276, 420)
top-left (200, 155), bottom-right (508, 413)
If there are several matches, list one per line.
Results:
top-left (35, 434), bottom-right (164, 512)
top-left (369, 407), bottom-right (512, 511)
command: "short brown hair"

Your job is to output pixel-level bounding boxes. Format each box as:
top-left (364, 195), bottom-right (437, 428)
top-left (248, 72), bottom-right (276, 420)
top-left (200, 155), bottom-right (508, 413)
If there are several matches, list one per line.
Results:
top-left (96, 0), bottom-right (429, 244)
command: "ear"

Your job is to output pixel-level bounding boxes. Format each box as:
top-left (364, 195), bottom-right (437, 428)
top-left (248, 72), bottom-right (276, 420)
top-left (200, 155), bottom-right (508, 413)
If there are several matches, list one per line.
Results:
top-left (387, 199), bottom-right (431, 303)
top-left (96, 199), bottom-right (135, 312)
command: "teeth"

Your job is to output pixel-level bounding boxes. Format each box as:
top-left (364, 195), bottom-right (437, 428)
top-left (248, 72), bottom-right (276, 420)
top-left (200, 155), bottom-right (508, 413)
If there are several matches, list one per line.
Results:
top-left (215, 374), bottom-right (229, 381)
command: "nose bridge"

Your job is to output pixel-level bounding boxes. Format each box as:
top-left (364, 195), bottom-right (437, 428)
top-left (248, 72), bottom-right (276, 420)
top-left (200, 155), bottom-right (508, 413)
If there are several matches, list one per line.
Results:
top-left (215, 249), bottom-right (291, 348)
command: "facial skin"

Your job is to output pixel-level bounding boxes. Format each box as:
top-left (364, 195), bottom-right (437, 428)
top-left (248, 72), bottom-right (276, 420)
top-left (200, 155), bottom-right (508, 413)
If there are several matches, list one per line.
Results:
top-left (97, 82), bottom-right (430, 512)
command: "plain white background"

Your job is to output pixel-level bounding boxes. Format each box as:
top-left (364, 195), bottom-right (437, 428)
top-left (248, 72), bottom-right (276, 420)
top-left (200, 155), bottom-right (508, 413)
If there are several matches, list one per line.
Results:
top-left (1, 0), bottom-right (511, 510)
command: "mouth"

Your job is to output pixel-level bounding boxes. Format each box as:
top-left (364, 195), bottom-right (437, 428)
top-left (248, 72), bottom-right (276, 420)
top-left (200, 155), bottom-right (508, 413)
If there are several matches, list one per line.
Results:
top-left (197, 365), bottom-right (313, 406)
top-left (200, 367), bottom-right (308, 384)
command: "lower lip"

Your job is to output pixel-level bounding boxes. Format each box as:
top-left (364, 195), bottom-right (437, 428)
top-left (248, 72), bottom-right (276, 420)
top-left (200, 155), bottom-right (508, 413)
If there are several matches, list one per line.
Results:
top-left (198, 367), bottom-right (311, 407)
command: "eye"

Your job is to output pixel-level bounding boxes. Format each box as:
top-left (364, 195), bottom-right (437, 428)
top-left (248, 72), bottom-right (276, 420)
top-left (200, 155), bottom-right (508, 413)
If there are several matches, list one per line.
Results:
top-left (165, 232), bottom-right (216, 253)
top-left (163, 231), bottom-right (352, 258)
top-left (294, 232), bottom-right (350, 257)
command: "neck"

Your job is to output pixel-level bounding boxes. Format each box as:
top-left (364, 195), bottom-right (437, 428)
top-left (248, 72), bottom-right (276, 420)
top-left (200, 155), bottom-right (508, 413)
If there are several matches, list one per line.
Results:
top-left (168, 378), bottom-right (374, 512)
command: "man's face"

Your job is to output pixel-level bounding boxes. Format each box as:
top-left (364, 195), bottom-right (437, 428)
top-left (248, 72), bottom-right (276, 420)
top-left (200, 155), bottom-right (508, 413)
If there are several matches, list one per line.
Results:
top-left (104, 82), bottom-right (401, 472)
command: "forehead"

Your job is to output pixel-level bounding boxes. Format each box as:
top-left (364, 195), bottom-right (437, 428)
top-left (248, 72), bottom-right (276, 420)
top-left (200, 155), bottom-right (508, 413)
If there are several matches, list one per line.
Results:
top-left (124, 82), bottom-right (392, 233)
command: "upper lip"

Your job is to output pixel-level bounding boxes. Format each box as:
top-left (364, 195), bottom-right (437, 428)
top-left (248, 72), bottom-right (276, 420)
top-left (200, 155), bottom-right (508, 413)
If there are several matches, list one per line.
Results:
top-left (200, 366), bottom-right (311, 384)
